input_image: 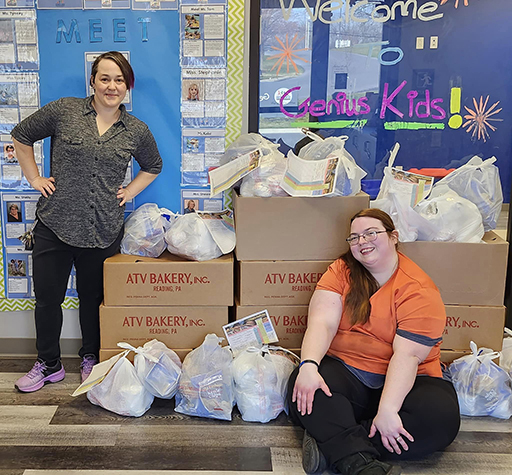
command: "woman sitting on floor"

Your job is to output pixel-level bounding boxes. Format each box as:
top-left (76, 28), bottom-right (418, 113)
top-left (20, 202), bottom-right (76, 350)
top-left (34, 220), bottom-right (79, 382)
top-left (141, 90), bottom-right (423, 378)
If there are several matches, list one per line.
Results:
top-left (288, 208), bottom-right (460, 475)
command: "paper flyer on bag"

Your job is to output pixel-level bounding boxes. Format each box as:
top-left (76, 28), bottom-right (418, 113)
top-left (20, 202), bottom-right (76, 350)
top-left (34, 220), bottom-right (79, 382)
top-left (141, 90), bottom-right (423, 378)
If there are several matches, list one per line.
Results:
top-left (390, 168), bottom-right (433, 207)
top-left (281, 153), bottom-right (339, 197)
top-left (71, 350), bottom-right (128, 397)
top-left (197, 209), bottom-right (235, 254)
top-left (223, 310), bottom-right (278, 356)
top-left (208, 148), bottom-right (261, 197)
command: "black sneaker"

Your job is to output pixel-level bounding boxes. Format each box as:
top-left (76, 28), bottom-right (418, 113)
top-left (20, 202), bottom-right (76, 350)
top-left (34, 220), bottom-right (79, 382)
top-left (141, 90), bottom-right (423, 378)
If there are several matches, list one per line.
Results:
top-left (337, 452), bottom-right (401, 475)
top-left (302, 430), bottom-right (328, 474)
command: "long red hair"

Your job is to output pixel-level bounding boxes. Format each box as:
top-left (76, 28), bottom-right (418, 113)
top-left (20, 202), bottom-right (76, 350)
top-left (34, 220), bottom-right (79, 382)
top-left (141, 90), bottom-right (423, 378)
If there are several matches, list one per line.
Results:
top-left (341, 208), bottom-right (397, 326)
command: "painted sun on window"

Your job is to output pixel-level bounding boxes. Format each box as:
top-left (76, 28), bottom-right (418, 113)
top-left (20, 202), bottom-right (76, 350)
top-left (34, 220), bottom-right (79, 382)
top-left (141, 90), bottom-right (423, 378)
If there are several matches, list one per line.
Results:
top-left (462, 96), bottom-right (503, 142)
top-left (439, 0), bottom-right (470, 7)
top-left (269, 33), bottom-right (310, 78)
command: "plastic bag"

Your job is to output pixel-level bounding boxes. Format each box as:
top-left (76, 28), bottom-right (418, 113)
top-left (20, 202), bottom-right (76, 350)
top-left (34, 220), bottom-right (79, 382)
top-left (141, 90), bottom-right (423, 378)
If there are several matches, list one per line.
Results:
top-left (240, 156), bottom-right (288, 197)
top-left (87, 354), bottom-right (154, 417)
top-left (415, 185), bottom-right (484, 243)
top-left (297, 134), bottom-right (366, 196)
top-left (121, 203), bottom-right (176, 258)
top-left (165, 213), bottom-right (222, 261)
top-left (222, 133), bottom-right (280, 164)
top-left (499, 329), bottom-right (512, 373)
top-left (175, 334), bottom-right (234, 420)
top-left (232, 346), bottom-right (299, 423)
top-left (372, 144), bottom-right (458, 242)
top-left (221, 133), bottom-right (288, 197)
top-left (449, 341), bottom-right (512, 419)
top-left (434, 156), bottom-right (503, 231)
top-left (238, 135), bottom-right (288, 197)
top-left (133, 340), bottom-right (182, 399)
top-left (371, 192), bottom-right (448, 242)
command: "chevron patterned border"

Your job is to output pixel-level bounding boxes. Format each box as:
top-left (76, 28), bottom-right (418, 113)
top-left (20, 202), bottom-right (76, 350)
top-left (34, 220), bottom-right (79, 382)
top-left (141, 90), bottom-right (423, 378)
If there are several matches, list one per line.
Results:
top-left (0, 296), bottom-right (79, 312)
top-left (224, 188), bottom-right (233, 210)
top-left (226, 0), bottom-right (245, 146)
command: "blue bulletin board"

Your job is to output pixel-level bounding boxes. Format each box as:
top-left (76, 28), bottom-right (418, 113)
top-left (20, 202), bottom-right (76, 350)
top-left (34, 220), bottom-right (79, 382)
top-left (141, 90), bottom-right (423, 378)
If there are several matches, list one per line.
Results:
top-left (0, 8), bottom-right (184, 306)
top-left (0, 0), bottom-right (247, 308)
top-left (37, 9), bottom-right (182, 212)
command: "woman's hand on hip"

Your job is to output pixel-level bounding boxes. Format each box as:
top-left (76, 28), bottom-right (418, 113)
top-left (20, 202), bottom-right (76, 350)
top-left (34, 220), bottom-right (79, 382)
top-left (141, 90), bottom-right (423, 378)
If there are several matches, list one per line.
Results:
top-left (30, 176), bottom-right (55, 197)
top-left (117, 185), bottom-right (133, 206)
top-left (369, 409), bottom-right (413, 455)
top-left (292, 364), bottom-right (332, 416)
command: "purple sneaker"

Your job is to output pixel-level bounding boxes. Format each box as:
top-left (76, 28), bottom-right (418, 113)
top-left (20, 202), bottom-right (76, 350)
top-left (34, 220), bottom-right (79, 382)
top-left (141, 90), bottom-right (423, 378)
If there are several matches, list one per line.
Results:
top-left (15, 359), bottom-right (65, 393)
top-left (80, 355), bottom-right (98, 383)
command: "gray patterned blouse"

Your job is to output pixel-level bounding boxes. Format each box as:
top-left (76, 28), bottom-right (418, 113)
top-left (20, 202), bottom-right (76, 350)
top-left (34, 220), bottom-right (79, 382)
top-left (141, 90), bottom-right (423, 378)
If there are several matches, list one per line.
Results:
top-left (11, 96), bottom-right (162, 249)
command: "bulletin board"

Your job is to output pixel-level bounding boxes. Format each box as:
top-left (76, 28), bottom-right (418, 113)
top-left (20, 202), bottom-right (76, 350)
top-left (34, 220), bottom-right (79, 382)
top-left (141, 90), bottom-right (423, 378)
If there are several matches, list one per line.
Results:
top-left (254, 0), bottom-right (512, 201)
top-left (0, 0), bottom-right (246, 310)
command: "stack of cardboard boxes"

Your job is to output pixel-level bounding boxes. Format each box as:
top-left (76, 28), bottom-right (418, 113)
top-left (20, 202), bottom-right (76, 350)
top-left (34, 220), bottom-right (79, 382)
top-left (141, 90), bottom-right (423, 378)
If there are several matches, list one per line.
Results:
top-left (98, 193), bottom-right (508, 366)
top-left (233, 191), bottom-right (509, 363)
top-left (98, 251), bottom-right (233, 362)
top-left (233, 190), bottom-right (370, 354)
top-left (401, 233), bottom-right (509, 362)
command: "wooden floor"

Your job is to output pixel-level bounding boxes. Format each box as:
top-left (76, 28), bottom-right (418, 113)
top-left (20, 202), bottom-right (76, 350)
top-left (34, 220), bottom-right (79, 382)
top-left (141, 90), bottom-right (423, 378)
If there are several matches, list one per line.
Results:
top-left (1, 357), bottom-right (512, 474)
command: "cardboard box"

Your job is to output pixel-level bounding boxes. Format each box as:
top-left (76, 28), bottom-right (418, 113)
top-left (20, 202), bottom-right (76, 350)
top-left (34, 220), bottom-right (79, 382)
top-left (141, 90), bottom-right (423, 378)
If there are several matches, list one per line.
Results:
top-left (100, 348), bottom-right (192, 363)
top-left (401, 232), bottom-right (508, 306)
top-left (233, 190), bottom-right (369, 261)
top-left (440, 349), bottom-right (471, 364)
top-left (236, 304), bottom-right (309, 348)
top-left (100, 305), bottom-right (228, 348)
top-left (443, 305), bottom-right (505, 352)
top-left (103, 251), bottom-right (233, 306)
top-left (236, 259), bottom-right (332, 306)
top-left (237, 303), bottom-right (505, 354)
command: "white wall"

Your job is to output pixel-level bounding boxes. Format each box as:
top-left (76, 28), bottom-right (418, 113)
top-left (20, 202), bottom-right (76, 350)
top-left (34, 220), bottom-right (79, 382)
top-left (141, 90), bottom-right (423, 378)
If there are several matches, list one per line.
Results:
top-left (0, 309), bottom-right (81, 338)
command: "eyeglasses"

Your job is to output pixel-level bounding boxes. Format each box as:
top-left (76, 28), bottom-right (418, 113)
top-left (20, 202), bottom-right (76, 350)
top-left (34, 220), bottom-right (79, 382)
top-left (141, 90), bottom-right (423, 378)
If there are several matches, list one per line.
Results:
top-left (346, 230), bottom-right (387, 246)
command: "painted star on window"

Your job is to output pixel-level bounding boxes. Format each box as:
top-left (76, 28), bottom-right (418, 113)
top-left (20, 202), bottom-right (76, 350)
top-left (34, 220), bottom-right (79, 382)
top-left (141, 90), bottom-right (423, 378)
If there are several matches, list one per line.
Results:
top-left (268, 33), bottom-right (310, 77)
top-left (439, 0), bottom-right (470, 7)
top-left (462, 95), bottom-right (503, 142)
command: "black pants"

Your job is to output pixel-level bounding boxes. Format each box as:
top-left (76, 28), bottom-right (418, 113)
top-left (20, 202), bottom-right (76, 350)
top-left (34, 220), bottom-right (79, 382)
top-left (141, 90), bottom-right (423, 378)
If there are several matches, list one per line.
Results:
top-left (33, 220), bottom-right (122, 363)
top-left (287, 356), bottom-right (460, 468)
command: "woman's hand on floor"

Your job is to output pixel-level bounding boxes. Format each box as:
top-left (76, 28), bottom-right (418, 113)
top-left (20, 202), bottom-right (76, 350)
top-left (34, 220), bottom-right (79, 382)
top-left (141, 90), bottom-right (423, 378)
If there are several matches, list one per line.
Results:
top-left (292, 364), bottom-right (332, 416)
top-left (369, 410), bottom-right (413, 455)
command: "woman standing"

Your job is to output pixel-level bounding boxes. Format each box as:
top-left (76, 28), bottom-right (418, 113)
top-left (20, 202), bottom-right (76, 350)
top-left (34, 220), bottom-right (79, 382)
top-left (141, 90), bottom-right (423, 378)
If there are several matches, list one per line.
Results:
top-left (13, 51), bottom-right (163, 392)
top-left (288, 208), bottom-right (460, 475)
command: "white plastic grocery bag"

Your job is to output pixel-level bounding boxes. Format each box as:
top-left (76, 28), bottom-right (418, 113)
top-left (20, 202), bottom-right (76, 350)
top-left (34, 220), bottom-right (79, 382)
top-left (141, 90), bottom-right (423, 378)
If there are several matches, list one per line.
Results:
top-left (232, 346), bottom-right (299, 423)
top-left (297, 133), bottom-right (366, 196)
top-left (371, 192), bottom-right (445, 243)
top-left (449, 341), bottom-right (512, 419)
top-left (133, 340), bottom-right (182, 399)
top-left (121, 203), bottom-right (175, 258)
top-left (175, 333), bottom-right (234, 421)
top-left (87, 353), bottom-right (154, 417)
top-left (235, 134), bottom-right (288, 197)
top-left (165, 213), bottom-right (222, 261)
top-left (415, 185), bottom-right (484, 243)
top-left (434, 156), bottom-right (503, 231)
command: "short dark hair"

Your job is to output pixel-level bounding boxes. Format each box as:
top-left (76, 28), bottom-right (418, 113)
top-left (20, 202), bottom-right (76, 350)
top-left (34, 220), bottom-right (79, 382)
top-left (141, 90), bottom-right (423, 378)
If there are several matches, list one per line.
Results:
top-left (90, 51), bottom-right (135, 90)
top-left (5, 144), bottom-right (14, 151)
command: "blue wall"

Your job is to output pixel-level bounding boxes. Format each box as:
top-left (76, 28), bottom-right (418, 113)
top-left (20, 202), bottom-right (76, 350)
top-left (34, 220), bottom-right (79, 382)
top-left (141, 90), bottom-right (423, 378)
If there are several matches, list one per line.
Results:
top-left (37, 10), bottom-right (182, 212)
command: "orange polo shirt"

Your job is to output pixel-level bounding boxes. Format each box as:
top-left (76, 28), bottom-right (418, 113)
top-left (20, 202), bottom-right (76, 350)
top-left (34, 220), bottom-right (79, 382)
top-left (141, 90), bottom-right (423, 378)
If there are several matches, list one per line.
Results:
top-left (316, 252), bottom-right (446, 378)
